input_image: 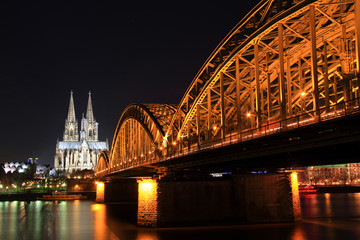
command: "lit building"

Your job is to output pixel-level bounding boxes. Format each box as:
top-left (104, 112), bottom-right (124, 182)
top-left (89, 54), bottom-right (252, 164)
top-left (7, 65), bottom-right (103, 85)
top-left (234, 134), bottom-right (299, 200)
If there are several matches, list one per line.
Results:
top-left (54, 91), bottom-right (108, 173)
top-left (297, 163), bottom-right (360, 186)
top-left (2, 161), bottom-right (31, 174)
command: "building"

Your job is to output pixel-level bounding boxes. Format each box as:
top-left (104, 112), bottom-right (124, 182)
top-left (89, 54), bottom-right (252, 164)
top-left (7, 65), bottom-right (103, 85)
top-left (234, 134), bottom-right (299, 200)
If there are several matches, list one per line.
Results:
top-left (297, 163), bottom-right (360, 186)
top-left (54, 91), bottom-right (108, 173)
top-left (2, 161), bottom-right (32, 174)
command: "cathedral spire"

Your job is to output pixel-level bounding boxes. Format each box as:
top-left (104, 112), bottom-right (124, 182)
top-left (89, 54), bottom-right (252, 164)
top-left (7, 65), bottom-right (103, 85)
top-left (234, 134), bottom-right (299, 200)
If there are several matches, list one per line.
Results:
top-left (67, 90), bottom-right (76, 122)
top-left (86, 91), bottom-right (94, 121)
top-left (63, 90), bottom-right (79, 141)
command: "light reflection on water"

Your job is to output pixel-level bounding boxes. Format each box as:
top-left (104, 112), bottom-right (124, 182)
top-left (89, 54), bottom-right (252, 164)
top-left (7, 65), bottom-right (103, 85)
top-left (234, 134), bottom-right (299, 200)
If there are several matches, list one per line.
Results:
top-left (1, 193), bottom-right (360, 240)
top-left (0, 200), bottom-right (120, 240)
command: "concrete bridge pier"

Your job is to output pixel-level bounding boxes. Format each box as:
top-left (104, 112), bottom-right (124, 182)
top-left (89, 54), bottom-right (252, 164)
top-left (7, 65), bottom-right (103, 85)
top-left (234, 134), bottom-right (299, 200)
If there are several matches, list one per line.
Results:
top-left (137, 172), bottom-right (301, 227)
top-left (96, 178), bottom-right (138, 203)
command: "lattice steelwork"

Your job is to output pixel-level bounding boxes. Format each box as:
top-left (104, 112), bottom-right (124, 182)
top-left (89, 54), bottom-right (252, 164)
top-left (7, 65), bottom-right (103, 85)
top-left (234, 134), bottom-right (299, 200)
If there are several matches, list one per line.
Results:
top-left (99, 104), bottom-right (177, 173)
top-left (96, 0), bottom-right (360, 177)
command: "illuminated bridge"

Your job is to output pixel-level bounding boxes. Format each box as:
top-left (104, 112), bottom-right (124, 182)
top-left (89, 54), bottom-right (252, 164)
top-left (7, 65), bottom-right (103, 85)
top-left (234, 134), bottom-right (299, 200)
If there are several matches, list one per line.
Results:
top-left (94, 0), bottom-right (360, 227)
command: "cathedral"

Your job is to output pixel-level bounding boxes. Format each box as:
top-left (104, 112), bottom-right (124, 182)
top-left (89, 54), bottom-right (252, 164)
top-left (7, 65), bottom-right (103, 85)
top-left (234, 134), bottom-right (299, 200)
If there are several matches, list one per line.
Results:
top-left (54, 91), bottom-right (108, 173)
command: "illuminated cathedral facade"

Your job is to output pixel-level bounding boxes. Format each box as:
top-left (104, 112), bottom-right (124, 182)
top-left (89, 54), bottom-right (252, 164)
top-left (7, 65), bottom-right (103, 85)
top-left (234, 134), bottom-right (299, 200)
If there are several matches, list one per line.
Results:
top-left (54, 91), bottom-right (108, 173)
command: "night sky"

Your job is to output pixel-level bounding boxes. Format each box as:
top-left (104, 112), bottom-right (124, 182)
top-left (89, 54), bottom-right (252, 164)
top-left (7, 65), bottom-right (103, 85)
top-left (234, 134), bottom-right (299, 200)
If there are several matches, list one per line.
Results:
top-left (0, 1), bottom-right (255, 166)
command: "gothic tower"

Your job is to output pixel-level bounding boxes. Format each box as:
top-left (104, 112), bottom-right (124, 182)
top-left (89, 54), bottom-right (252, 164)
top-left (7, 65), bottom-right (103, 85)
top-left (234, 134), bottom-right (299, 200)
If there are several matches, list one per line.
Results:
top-left (80, 91), bottom-right (99, 141)
top-left (63, 91), bottom-right (79, 141)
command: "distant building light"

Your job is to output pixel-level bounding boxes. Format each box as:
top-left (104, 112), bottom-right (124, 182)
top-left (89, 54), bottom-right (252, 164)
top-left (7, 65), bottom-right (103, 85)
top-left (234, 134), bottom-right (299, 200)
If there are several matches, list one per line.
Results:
top-left (210, 172), bottom-right (231, 177)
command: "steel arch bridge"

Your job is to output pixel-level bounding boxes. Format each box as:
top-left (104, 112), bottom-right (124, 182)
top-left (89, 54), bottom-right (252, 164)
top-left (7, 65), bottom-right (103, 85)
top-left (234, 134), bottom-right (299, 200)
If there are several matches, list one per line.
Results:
top-left (97, 0), bottom-right (360, 177)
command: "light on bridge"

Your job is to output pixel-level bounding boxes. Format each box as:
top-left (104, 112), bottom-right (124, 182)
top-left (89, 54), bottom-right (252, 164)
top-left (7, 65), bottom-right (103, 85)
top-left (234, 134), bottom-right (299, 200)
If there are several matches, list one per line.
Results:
top-left (138, 179), bottom-right (156, 193)
top-left (300, 91), bottom-right (306, 97)
top-left (172, 141), bottom-right (176, 145)
top-left (246, 112), bottom-right (251, 117)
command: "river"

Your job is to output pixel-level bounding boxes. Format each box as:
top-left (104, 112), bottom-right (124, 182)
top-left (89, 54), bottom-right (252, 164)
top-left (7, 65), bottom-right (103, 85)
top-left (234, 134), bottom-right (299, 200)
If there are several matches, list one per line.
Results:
top-left (1, 193), bottom-right (360, 240)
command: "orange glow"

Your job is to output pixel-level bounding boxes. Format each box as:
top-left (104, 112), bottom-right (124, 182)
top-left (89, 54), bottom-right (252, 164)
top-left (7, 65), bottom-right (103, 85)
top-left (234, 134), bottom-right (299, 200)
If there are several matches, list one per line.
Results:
top-left (172, 141), bottom-right (176, 145)
top-left (213, 126), bottom-right (217, 130)
top-left (290, 172), bottom-right (301, 222)
top-left (300, 91), bottom-right (306, 97)
top-left (246, 112), bottom-right (251, 117)
top-left (136, 232), bottom-right (159, 240)
top-left (137, 179), bottom-right (158, 226)
top-left (91, 204), bottom-right (104, 212)
top-left (139, 179), bottom-right (156, 193)
top-left (92, 203), bottom-right (106, 239)
top-left (74, 184), bottom-right (79, 190)
top-left (96, 182), bottom-right (105, 202)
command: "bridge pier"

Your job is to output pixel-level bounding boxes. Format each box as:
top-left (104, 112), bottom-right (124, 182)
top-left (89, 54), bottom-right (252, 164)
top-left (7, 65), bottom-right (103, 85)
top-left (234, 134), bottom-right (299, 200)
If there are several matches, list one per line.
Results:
top-left (96, 179), bottom-right (138, 203)
top-left (137, 172), bottom-right (300, 227)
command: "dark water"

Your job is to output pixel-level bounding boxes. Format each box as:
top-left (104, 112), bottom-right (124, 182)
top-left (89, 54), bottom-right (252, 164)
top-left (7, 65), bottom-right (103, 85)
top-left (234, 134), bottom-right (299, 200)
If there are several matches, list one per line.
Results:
top-left (2, 193), bottom-right (360, 240)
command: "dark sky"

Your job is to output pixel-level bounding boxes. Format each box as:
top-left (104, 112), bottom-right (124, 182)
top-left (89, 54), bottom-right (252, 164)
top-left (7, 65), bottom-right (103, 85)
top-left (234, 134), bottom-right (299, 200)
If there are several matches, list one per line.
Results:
top-left (0, 1), bottom-right (255, 166)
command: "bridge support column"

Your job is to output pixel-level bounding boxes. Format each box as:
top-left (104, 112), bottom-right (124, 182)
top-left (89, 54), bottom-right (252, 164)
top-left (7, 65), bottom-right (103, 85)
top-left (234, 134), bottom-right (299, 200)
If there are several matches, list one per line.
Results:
top-left (137, 179), bottom-right (159, 227)
top-left (137, 172), bottom-right (300, 227)
top-left (95, 181), bottom-right (105, 202)
top-left (96, 179), bottom-right (138, 203)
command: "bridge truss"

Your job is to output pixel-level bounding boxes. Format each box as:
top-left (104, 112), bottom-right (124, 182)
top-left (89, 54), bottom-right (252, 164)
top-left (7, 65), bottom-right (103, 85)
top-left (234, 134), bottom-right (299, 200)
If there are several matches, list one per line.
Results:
top-left (97, 0), bottom-right (360, 177)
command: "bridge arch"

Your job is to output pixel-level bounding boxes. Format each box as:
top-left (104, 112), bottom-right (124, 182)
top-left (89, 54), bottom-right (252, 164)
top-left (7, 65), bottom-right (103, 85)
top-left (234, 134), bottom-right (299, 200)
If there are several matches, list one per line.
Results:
top-left (96, 151), bottom-right (110, 174)
top-left (98, 104), bottom-right (177, 172)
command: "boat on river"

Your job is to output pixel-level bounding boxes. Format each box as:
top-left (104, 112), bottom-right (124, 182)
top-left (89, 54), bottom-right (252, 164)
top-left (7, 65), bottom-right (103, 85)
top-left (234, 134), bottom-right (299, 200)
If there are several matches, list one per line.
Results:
top-left (38, 191), bottom-right (86, 200)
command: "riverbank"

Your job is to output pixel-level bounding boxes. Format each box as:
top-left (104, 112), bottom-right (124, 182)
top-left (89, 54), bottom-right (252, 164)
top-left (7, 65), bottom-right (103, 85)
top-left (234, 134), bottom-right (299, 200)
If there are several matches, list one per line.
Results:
top-left (0, 191), bottom-right (95, 201)
top-left (0, 192), bottom-right (46, 201)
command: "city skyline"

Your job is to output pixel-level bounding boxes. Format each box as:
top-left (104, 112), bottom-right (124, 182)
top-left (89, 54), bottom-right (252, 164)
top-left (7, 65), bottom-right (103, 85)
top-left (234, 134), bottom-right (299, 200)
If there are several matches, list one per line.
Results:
top-left (0, 1), bottom-right (254, 166)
